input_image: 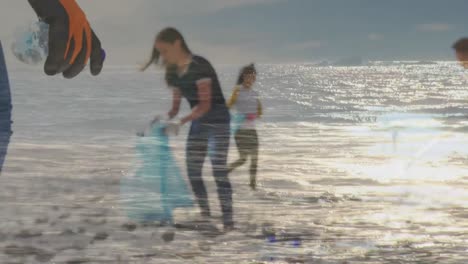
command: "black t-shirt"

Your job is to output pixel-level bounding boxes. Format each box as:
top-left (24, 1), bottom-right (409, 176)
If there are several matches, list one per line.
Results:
top-left (168, 55), bottom-right (229, 122)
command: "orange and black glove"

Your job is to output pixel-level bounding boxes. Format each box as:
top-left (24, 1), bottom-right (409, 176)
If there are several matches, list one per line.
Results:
top-left (28, 0), bottom-right (104, 78)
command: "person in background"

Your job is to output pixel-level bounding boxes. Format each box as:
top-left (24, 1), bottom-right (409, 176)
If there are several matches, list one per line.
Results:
top-left (453, 38), bottom-right (468, 69)
top-left (227, 63), bottom-right (262, 190)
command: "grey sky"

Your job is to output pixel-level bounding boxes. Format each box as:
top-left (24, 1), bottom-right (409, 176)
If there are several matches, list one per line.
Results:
top-left (0, 0), bottom-right (466, 66)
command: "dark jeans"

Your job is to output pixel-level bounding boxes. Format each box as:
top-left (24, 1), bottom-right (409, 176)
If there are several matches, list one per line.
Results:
top-left (228, 129), bottom-right (258, 189)
top-left (0, 112), bottom-right (11, 174)
top-left (0, 132), bottom-right (9, 173)
top-left (186, 117), bottom-right (233, 226)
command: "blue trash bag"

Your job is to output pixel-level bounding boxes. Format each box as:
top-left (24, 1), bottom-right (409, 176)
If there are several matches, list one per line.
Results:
top-left (120, 121), bottom-right (193, 223)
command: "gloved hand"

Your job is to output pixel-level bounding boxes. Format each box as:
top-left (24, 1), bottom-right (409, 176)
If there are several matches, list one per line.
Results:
top-left (246, 113), bottom-right (257, 121)
top-left (164, 120), bottom-right (181, 136)
top-left (28, 0), bottom-right (104, 78)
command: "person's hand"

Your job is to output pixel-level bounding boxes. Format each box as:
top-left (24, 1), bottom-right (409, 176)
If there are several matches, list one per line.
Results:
top-left (150, 115), bottom-right (161, 125)
top-left (164, 120), bottom-right (182, 136)
top-left (167, 109), bottom-right (178, 120)
top-left (246, 113), bottom-right (257, 121)
top-left (28, 0), bottom-right (105, 78)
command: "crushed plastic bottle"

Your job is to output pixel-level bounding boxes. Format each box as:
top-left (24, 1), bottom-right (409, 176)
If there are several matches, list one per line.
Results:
top-left (11, 21), bottom-right (49, 65)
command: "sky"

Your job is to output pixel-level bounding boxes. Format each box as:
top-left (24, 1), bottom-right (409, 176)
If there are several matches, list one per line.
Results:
top-left (0, 0), bottom-right (467, 66)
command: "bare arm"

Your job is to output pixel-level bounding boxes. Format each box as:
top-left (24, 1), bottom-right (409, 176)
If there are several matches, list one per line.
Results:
top-left (257, 98), bottom-right (263, 118)
top-left (180, 79), bottom-right (212, 125)
top-left (168, 88), bottom-right (182, 119)
top-left (226, 86), bottom-right (240, 109)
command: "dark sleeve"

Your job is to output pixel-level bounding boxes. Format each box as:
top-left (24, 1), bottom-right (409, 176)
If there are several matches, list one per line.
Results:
top-left (193, 58), bottom-right (215, 85)
top-left (28, 0), bottom-right (64, 23)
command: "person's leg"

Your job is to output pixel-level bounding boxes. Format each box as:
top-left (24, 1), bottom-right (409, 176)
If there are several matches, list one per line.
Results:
top-left (209, 122), bottom-right (233, 228)
top-left (0, 42), bottom-right (11, 175)
top-left (186, 121), bottom-right (210, 216)
top-left (249, 129), bottom-right (259, 190)
top-left (0, 132), bottom-right (9, 174)
top-left (228, 130), bottom-right (248, 173)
